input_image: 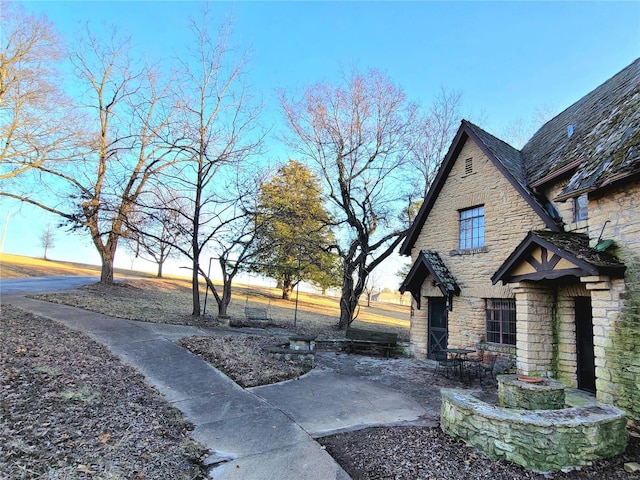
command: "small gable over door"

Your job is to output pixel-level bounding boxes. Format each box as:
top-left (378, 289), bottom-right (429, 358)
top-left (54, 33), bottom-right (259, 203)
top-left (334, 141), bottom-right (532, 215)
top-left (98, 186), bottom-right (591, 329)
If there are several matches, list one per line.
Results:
top-left (400, 250), bottom-right (460, 310)
top-left (492, 231), bottom-right (626, 285)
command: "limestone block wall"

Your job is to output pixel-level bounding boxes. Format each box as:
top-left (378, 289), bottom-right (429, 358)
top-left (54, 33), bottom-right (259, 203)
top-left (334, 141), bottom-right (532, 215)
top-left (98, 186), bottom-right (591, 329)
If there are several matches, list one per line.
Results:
top-left (511, 283), bottom-right (554, 375)
top-left (441, 389), bottom-right (628, 473)
top-left (408, 138), bottom-right (547, 357)
top-left (587, 180), bottom-right (640, 418)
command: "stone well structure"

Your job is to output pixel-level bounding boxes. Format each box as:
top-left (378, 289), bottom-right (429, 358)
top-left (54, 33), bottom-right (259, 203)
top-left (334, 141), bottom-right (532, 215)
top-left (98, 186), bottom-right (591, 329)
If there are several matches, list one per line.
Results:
top-left (498, 374), bottom-right (566, 410)
top-left (441, 388), bottom-right (628, 473)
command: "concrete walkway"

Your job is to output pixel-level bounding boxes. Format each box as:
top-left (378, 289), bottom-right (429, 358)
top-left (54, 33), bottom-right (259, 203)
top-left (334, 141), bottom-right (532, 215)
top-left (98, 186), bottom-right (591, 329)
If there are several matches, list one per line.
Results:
top-left (5, 295), bottom-right (430, 479)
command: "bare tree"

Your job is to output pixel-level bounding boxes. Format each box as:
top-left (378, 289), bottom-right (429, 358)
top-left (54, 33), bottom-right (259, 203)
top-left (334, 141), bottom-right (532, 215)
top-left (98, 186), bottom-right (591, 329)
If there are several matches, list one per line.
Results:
top-left (204, 177), bottom-right (266, 317)
top-left (409, 87), bottom-right (463, 197)
top-left (0, 25), bottom-right (178, 284)
top-left (281, 68), bottom-right (420, 329)
top-left (165, 10), bottom-right (264, 316)
top-left (0, 2), bottom-right (78, 179)
top-left (363, 271), bottom-right (380, 307)
top-left (39, 224), bottom-right (56, 260)
top-left (139, 168), bottom-right (266, 317)
top-left (122, 189), bottom-right (187, 278)
top-left (500, 104), bottom-right (557, 149)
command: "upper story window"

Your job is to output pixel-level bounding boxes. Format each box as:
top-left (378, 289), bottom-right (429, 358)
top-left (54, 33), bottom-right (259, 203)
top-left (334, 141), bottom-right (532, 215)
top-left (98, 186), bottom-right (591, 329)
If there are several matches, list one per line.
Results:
top-left (573, 194), bottom-right (588, 222)
top-left (459, 206), bottom-right (485, 250)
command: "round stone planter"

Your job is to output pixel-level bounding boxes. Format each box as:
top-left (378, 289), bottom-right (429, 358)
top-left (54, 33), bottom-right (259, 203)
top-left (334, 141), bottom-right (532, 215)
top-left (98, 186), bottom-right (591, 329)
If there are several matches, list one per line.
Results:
top-left (498, 374), bottom-right (566, 410)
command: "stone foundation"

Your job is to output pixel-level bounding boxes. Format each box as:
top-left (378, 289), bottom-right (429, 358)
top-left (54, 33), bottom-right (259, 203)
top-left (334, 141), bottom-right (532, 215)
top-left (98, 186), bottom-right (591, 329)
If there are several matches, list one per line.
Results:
top-left (441, 389), bottom-right (628, 473)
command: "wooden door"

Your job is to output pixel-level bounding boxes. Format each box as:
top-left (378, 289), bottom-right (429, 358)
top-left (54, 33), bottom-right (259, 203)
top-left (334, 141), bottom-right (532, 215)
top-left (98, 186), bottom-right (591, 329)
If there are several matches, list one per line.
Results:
top-left (428, 297), bottom-right (448, 359)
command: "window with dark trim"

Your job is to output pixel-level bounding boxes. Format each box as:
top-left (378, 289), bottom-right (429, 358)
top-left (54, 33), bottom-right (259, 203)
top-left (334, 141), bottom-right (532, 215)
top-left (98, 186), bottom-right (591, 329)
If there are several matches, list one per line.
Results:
top-left (572, 195), bottom-right (588, 222)
top-left (459, 206), bottom-right (485, 249)
top-left (485, 298), bottom-right (516, 345)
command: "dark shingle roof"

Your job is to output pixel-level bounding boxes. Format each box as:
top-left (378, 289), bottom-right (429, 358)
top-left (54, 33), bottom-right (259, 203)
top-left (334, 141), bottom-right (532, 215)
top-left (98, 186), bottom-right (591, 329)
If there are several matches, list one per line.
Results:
top-left (522, 58), bottom-right (640, 197)
top-left (463, 121), bottom-right (526, 185)
top-left (399, 250), bottom-right (460, 298)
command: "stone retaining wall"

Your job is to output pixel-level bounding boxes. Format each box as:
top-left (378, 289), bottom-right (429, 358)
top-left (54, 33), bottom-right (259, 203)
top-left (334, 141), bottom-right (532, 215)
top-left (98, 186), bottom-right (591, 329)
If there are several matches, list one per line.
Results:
top-left (441, 389), bottom-right (628, 473)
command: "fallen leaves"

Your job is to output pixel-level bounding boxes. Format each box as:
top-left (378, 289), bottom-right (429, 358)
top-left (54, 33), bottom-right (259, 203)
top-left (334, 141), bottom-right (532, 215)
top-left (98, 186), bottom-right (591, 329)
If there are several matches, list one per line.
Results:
top-left (1, 306), bottom-right (207, 479)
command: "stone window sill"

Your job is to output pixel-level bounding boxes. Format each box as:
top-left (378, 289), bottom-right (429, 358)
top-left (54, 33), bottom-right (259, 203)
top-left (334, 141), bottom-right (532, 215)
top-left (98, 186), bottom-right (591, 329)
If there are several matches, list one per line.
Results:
top-left (449, 246), bottom-right (489, 256)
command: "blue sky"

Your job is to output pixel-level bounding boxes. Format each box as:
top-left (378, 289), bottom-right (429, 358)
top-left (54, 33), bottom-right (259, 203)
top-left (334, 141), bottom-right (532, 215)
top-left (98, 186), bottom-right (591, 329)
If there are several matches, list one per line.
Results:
top-left (3, 1), bottom-right (640, 288)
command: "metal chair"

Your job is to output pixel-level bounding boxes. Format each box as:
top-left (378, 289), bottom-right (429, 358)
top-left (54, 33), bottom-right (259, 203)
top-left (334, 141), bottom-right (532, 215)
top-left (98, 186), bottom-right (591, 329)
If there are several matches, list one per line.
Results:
top-left (468, 354), bottom-right (497, 382)
top-left (433, 349), bottom-right (457, 377)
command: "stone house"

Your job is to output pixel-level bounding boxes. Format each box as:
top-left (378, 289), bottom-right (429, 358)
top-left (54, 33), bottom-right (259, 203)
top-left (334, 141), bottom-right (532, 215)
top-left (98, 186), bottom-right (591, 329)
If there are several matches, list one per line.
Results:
top-left (399, 58), bottom-right (640, 417)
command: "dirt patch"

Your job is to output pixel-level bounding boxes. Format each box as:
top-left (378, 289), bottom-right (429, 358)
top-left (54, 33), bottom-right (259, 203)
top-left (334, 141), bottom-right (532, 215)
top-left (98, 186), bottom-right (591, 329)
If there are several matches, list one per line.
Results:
top-left (178, 334), bottom-right (313, 387)
top-left (1, 305), bottom-right (207, 479)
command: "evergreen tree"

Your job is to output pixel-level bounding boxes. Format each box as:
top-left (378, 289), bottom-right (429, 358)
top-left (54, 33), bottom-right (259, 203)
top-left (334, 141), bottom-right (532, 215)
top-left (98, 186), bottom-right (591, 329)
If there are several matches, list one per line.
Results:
top-left (253, 160), bottom-right (339, 300)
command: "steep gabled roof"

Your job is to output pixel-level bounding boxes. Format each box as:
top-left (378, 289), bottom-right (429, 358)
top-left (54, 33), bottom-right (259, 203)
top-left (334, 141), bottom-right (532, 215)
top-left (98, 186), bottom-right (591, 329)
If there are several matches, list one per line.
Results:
top-left (400, 120), bottom-right (560, 255)
top-left (492, 231), bottom-right (626, 285)
top-left (524, 58), bottom-right (640, 198)
top-left (399, 250), bottom-right (460, 303)
top-left (401, 59), bottom-right (640, 258)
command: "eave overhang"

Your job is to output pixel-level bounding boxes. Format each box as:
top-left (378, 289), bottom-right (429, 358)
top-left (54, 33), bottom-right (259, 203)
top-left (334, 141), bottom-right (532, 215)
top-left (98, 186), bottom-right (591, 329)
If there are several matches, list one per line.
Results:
top-left (399, 250), bottom-right (460, 307)
top-left (400, 120), bottom-right (561, 257)
top-left (492, 231), bottom-right (626, 285)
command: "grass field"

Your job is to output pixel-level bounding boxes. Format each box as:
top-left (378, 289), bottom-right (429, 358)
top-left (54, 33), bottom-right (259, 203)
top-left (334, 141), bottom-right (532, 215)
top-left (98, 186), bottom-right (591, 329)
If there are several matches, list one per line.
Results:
top-left (0, 253), bottom-right (410, 337)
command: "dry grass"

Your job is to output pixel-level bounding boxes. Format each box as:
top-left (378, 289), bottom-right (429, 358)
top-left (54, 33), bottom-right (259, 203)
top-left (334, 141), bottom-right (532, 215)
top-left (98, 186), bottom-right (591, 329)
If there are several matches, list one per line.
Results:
top-left (0, 253), bottom-right (153, 279)
top-left (3, 253), bottom-right (410, 338)
top-left (0, 253), bottom-right (103, 278)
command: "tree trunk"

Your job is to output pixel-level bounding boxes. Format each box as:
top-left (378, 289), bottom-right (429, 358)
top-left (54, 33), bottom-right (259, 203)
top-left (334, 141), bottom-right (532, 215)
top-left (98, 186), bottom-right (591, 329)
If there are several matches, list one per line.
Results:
top-left (191, 260), bottom-right (201, 316)
top-left (338, 270), bottom-right (357, 329)
top-left (282, 273), bottom-right (294, 300)
top-left (100, 250), bottom-right (115, 285)
top-left (156, 261), bottom-right (163, 278)
top-left (218, 279), bottom-right (232, 316)
top-left (338, 262), bottom-right (369, 329)
top-left (282, 274), bottom-right (294, 300)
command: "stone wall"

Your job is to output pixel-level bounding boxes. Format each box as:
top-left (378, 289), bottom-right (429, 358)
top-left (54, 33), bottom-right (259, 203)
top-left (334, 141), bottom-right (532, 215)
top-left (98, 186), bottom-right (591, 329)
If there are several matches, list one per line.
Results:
top-left (408, 138), bottom-right (547, 357)
top-left (588, 180), bottom-right (640, 419)
top-left (511, 283), bottom-right (554, 376)
top-left (441, 389), bottom-right (628, 473)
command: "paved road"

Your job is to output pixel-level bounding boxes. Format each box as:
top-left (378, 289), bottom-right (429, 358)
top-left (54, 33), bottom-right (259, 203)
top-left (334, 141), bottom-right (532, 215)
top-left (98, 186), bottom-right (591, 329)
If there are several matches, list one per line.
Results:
top-left (0, 275), bottom-right (98, 294)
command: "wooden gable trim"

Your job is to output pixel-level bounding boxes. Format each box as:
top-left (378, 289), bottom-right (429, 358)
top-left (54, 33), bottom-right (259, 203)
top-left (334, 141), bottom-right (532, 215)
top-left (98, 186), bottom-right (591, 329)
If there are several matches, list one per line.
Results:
top-left (492, 232), bottom-right (608, 285)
